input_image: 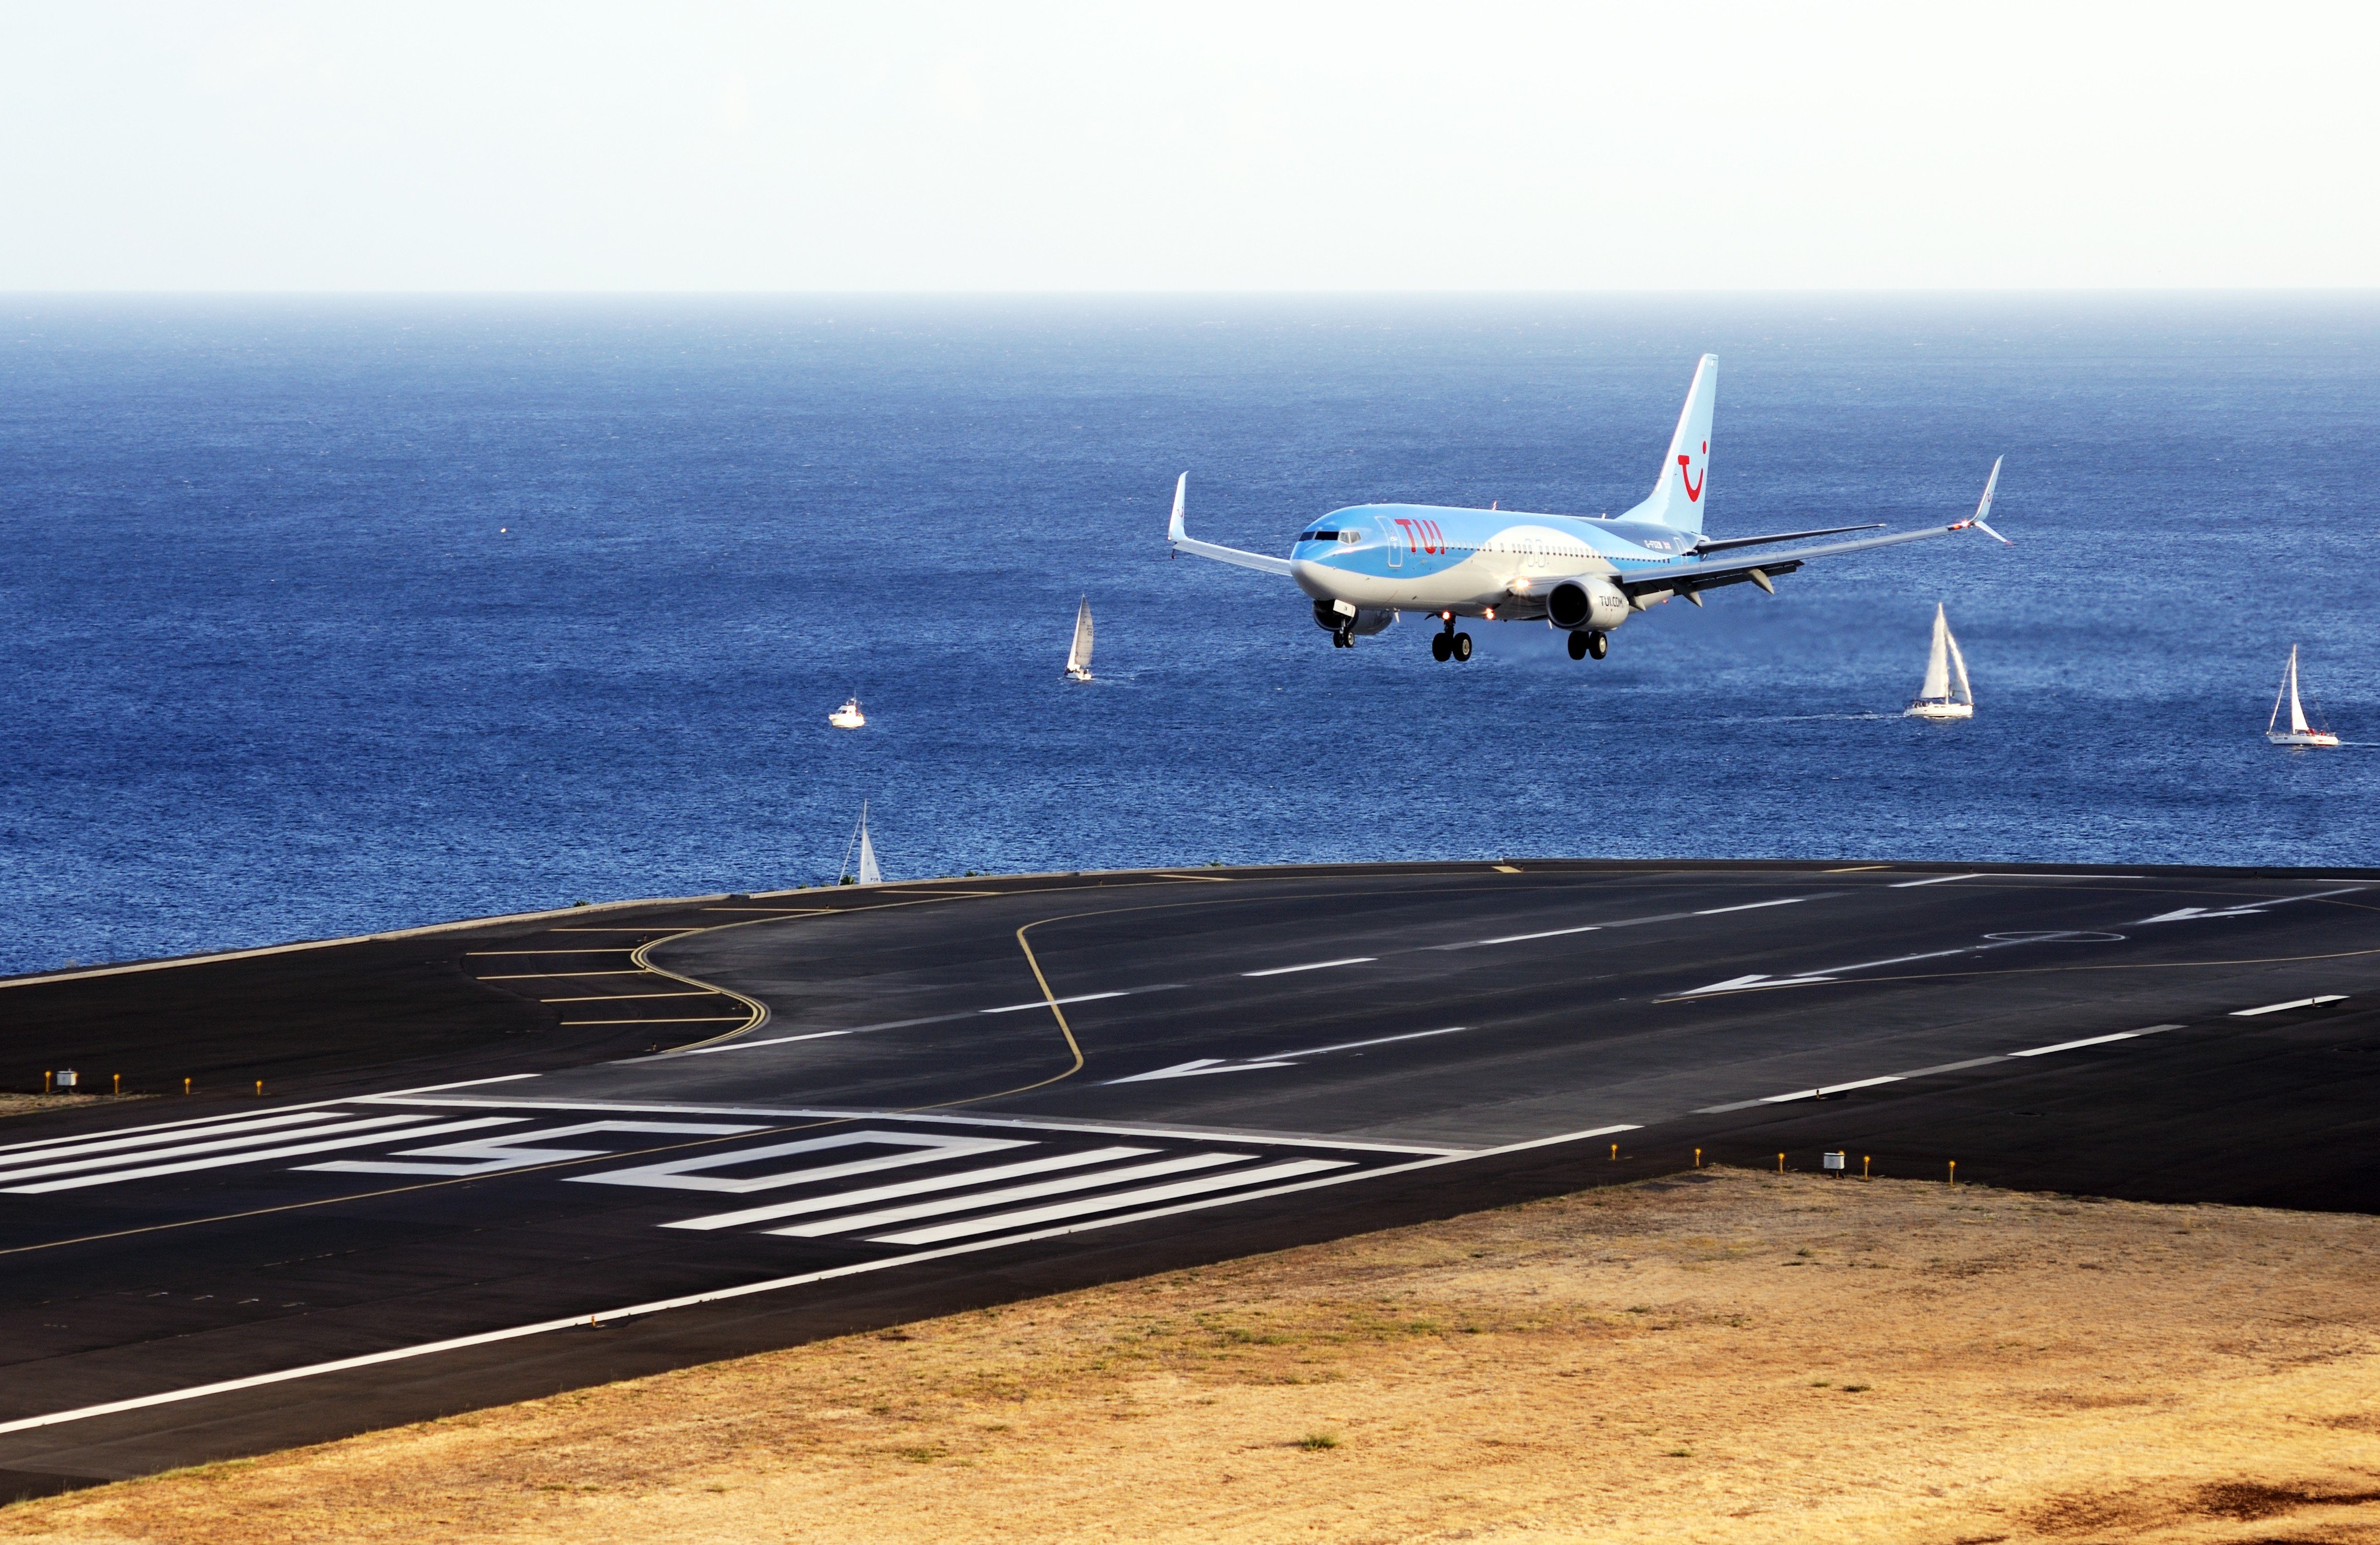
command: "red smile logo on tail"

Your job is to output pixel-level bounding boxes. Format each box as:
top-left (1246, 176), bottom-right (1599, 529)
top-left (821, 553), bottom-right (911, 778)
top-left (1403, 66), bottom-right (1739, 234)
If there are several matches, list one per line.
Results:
top-left (1678, 440), bottom-right (1705, 502)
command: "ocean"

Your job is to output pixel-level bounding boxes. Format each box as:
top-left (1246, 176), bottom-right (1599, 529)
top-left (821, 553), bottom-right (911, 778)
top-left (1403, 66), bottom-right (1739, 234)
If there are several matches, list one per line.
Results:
top-left (1, 295), bottom-right (2374, 976)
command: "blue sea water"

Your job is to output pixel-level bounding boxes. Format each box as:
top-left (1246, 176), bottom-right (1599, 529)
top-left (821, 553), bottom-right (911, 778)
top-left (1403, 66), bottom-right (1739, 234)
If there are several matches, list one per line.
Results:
top-left (2, 296), bottom-right (2375, 976)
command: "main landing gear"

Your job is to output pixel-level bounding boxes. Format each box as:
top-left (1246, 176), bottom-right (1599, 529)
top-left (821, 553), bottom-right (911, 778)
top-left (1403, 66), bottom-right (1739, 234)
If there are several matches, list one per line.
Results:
top-left (1566, 630), bottom-right (1608, 661)
top-left (1430, 614), bottom-right (1473, 663)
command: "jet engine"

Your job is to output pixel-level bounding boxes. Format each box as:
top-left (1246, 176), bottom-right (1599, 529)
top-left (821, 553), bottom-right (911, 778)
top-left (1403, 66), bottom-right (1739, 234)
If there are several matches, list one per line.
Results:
top-left (1545, 576), bottom-right (1630, 633)
top-left (1311, 599), bottom-right (1398, 636)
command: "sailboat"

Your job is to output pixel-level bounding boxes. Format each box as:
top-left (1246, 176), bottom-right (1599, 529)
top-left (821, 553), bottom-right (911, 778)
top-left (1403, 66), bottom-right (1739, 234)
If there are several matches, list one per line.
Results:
top-left (828, 695), bottom-right (865, 730)
top-left (1064, 595), bottom-right (1095, 682)
top-left (1904, 603), bottom-right (1974, 720)
top-left (839, 800), bottom-right (885, 885)
top-left (2266, 645), bottom-right (2340, 747)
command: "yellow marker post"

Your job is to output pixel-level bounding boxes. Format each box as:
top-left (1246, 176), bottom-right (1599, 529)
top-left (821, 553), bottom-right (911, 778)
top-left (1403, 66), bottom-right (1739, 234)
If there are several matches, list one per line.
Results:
top-left (1777, 1152), bottom-right (1785, 1174)
top-left (1862, 1154), bottom-right (1871, 1179)
top-left (255, 1080), bottom-right (263, 1097)
top-left (113, 1073), bottom-right (121, 1095)
top-left (1947, 1160), bottom-right (1957, 1185)
top-left (43, 1071), bottom-right (52, 1095)
top-left (1609, 1142), bottom-right (1618, 1160)
top-left (1694, 1147), bottom-right (1701, 1168)
top-left (183, 1077), bottom-right (191, 1095)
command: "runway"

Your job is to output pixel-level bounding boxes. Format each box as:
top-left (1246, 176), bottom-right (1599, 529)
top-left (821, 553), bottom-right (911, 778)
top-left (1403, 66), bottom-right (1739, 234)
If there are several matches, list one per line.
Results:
top-left (5, 860), bottom-right (2378, 1498)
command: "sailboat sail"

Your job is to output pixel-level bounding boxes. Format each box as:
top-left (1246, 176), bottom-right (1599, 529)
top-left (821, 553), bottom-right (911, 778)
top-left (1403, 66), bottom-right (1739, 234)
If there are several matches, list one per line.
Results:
top-left (1920, 605), bottom-right (1952, 700)
top-left (841, 799), bottom-right (885, 885)
top-left (2267, 645), bottom-right (2341, 746)
top-left (1946, 625), bottom-right (1973, 706)
top-left (1065, 596), bottom-right (1095, 679)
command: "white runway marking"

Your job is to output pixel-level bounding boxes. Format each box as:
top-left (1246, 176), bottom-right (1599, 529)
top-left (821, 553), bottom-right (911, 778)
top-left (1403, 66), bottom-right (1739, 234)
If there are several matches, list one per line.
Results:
top-left (2, 1117), bottom-right (523, 1194)
top-left (773, 1152), bottom-right (1254, 1238)
top-left (2138, 886), bottom-right (2363, 925)
top-left (1242, 957), bottom-right (1376, 977)
top-left (2231, 994), bottom-right (2350, 1017)
top-left (665, 1146), bottom-right (1159, 1232)
top-left (1104, 1025), bottom-right (1471, 1084)
top-left (1889, 873), bottom-right (1981, 888)
top-left (870, 1158), bottom-right (1353, 1246)
top-left (1471, 924), bottom-right (1603, 946)
top-left (980, 991), bottom-right (1130, 1014)
top-left (300, 1121), bottom-right (766, 1177)
top-left (568, 1130), bottom-right (1027, 1195)
top-left (1692, 897), bottom-right (1812, 915)
top-left (0, 1113), bottom-right (454, 1189)
top-left (1694, 1025), bottom-right (2187, 1112)
top-left (1758, 1075), bottom-right (1906, 1104)
top-left (0, 1119), bottom-right (1650, 1437)
top-left (0, 1108), bottom-right (352, 1165)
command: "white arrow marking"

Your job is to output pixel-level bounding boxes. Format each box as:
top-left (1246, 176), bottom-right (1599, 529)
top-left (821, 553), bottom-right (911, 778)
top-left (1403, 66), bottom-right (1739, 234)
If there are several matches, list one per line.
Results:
top-left (1104, 1058), bottom-right (1296, 1084)
top-left (1103, 1026), bottom-right (1473, 1084)
top-left (2138, 886), bottom-right (2362, 925)
top-left (1674, 973), bottom-right (1837, 998)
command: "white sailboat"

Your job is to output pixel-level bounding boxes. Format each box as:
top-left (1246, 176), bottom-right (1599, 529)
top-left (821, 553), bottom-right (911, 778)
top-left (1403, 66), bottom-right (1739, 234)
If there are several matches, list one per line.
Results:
top-left (2266, 645), bottom-right (2340, 747)
top-left (828, 695), bottom-right (865, 730)
top-left (1904, 603), bottom-right (1974, 720)
top-left (839, 800), bottom-right (885, 885)
top-left (1064, 595), bottom-right (1095, 682)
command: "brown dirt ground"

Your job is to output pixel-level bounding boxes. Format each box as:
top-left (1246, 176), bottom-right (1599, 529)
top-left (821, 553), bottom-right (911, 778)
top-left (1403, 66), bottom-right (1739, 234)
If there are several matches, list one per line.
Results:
top-left (0, 1096), bottom-right (154, 1121)
top-left (8, 1167), bottom-right (2379, 1544)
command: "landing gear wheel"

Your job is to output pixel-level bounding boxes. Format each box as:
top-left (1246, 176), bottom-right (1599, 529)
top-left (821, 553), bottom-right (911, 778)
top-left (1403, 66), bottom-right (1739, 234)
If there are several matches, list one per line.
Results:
top-left (1332, 628), bottom-right (1353, 649)
top-left (1586, 630), bottom-right (1608, 660)
top-left (1430, 632), bottom-right (1451, 662)
top-left (1567, 630), bottom-right (1589, 661)
top-left (1452, 631), bottom-right (1473, 662)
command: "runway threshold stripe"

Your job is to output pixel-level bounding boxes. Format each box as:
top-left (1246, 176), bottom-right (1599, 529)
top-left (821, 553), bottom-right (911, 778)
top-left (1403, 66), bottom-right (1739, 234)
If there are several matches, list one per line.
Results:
top-left (2, 1117), bottom-right (524, 1194)
top-left (0, 1113), bottom-right (445, 1185)
top-left (773, 1152), bottom-right (1251, 1238)
top-left (667, 1147), bottom-right (1158, 1231)
top-left (0, 1109), bottom-right (352, 1165)
top-left (1243, 957), bottom-right (1375, 977)
top-left (1691, 898), bottom-right (1811, 915)
top-left (1888, 873), bottom-right (1981, 888)
top-left (2010, 1030), bottom-right (2157, 1057)
top-left (869, 1158), bottom-right (1353, 1246)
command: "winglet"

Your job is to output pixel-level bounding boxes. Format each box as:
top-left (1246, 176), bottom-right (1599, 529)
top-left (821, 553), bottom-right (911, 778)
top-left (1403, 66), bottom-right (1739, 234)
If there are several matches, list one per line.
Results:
top-left (1950, 457), bottom-right (2013, 545)
top-left (1167, 473), bottom-right (1188, 546)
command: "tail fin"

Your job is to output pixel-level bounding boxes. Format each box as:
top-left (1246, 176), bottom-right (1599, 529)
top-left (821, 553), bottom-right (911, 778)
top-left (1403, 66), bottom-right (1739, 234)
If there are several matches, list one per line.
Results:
top-left (1627, 354), bottom-right (1718, 535)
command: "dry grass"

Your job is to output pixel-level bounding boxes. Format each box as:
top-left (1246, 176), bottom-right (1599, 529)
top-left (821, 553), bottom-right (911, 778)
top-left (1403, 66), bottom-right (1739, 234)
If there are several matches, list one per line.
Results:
top-left (0, 1095), bottom-right (153, 1121)
top-left (9, 1167), bottom-right (2380, 1544)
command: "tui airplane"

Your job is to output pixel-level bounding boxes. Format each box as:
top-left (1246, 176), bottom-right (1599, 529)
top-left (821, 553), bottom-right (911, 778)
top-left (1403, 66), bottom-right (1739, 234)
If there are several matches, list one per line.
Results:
top-left (1165, 355), bottom-right (2008, 661)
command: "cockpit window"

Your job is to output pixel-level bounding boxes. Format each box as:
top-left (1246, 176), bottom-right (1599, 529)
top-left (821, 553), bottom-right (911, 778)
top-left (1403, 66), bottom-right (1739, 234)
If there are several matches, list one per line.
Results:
top-left (1299, 528), bottom-right (1342, 543)
top-left (1338, 529), bottom-right (1357, 543)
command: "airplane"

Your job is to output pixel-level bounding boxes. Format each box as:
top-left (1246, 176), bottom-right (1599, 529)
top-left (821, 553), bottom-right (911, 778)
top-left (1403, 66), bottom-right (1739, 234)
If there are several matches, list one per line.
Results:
top-left (1165, 354), bottom-right (2009, 662)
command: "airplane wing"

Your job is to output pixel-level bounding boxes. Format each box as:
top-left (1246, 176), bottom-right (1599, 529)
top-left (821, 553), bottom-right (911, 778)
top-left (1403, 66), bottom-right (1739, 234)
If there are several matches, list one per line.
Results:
top-left (1165, 473), bottom-right (1294, 576)
top-left (1615, 523), bottom-right (1970, 597)
top-left (1618, 461), bottom-right (2011, 597)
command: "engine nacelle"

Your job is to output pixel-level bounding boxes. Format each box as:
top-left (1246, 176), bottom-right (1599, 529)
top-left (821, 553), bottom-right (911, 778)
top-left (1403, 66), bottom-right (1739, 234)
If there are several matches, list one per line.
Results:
top-left (1546, 576), bottom-right (1630, 632)
top-left (1312, 599), bottom-right (1398, 636)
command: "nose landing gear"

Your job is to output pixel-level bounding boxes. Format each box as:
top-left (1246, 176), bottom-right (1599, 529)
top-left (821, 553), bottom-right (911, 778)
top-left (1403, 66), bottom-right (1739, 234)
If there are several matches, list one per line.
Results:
top-left (1567, 630), bottom-right (1609, 661)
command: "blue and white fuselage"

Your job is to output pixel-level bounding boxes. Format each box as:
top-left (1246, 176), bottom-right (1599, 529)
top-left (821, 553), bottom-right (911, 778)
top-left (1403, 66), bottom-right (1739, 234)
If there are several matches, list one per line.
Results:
top-left (1166, 354), bottom-right (2009, 660)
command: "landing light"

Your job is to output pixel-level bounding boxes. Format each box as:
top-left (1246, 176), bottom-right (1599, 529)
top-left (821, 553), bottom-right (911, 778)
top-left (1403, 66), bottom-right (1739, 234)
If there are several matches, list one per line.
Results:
top-left (1483, 606), bottom-right (1497, 620)
top-left (1439, 610), bottom-right (1452, 621)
